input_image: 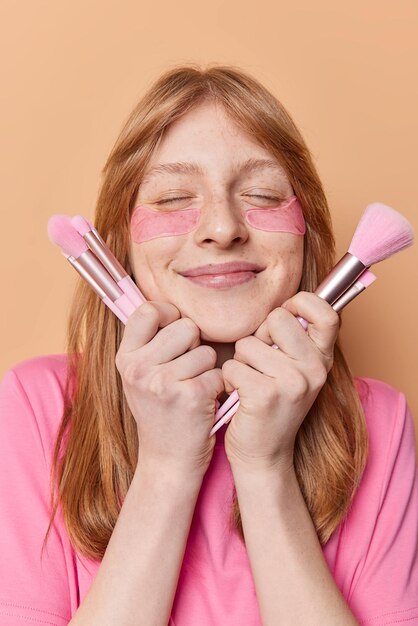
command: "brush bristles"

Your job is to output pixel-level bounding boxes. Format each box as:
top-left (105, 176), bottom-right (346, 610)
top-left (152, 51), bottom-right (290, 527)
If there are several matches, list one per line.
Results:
top-left (348, 202), bottom-right (415, 267)
top-left (48, 214), bottom-right (88, 258)
top-left (71, 215), bottom-right (93, 236)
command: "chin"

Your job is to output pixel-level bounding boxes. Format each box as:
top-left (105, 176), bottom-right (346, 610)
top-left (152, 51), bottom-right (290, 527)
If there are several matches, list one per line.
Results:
top-left (175, 303), bottom-right (269, 342)
top-left (198, 323), bottom-right (258, 344)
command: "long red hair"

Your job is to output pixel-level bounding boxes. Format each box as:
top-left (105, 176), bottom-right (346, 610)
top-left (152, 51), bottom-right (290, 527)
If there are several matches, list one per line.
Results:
top-left (44, 64), bottom-right (369, 561)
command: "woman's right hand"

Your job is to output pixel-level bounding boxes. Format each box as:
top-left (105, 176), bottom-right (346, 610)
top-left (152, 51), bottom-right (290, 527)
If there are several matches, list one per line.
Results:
top-left (115, 301), bottom-right (225, 477)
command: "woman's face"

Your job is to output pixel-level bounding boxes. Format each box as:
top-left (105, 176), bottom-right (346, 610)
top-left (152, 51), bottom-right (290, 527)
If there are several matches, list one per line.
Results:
top-left (130, 100), bottom-right (304, 343)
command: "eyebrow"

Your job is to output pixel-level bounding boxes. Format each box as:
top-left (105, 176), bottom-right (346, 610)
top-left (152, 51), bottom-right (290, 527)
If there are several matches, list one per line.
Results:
top-left (140, 157), bottom-right (286, 184)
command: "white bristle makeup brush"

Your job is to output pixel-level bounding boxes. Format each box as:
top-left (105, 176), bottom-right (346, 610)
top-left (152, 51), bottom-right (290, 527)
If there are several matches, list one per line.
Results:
top-left (71, 216), bottom-right (146, 307)
top-left (210, 202), bottom-right (414, 437)
top-left (48, 215), bottom-right (135, 321)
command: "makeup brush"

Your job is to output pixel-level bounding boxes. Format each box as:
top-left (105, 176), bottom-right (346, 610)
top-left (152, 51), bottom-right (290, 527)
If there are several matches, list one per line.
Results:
top-left (325, 202), bottom-right (413, 298)
top-left (295, 202), bottom-right (414, 329)
top-left (210, 202), bottom-right (414, 436)
top-left (48, 215), bottom-right (135, 321)
top-left (71, 216), bottom-right (146, 307)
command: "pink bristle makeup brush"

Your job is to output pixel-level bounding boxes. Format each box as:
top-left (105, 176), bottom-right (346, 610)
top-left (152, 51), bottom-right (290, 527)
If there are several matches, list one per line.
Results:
top-left (71, 216), bottom-right (146, 307)
top-left (48, 215), bottom-right (135, 322)
top-left (294, 202), bottom-right (414, 330)
top-left (209, 202), bottom-right (414, 437)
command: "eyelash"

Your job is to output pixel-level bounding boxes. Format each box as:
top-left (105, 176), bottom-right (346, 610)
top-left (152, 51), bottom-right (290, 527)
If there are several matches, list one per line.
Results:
top-left (155, 194), bottom-right (280, 205)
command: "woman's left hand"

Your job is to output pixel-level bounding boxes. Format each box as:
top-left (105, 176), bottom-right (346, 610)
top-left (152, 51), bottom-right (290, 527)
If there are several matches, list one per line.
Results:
top-left (222, 292), bottom-right (341, 473)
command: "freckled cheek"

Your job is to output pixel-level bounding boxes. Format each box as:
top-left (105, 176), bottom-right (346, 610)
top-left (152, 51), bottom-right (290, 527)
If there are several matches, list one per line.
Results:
top-left (129, 239), bottom-right (177, 300)
top-left (284, 239), bottom-right (304, 274)
top-left (130, 196), bottom-right (306, 242)
top-left (287, 244), bottom-right (305, 291)
top-left (266, 237), bottom-right (304, 289)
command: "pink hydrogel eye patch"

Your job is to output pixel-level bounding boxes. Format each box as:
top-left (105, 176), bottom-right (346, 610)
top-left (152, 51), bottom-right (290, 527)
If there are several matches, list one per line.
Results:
top-left (245, 196), bottom-right (306, 235)
top-left (130, 195), bottom-right (305, 243)
top-left (130, 206), bottom-right (201, 243)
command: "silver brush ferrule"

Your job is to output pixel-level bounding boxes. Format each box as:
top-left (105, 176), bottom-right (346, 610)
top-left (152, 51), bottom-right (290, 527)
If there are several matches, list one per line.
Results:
top-left (315, 252), bottom-right (368, 305)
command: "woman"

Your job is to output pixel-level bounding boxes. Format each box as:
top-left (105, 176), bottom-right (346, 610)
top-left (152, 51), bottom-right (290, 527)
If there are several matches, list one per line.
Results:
top-left (1, 65), bottom-right (417, 626)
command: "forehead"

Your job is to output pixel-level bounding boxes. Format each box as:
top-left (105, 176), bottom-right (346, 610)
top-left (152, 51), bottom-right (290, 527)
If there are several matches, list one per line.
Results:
top-left (140, 101), bottom-right (288, 182)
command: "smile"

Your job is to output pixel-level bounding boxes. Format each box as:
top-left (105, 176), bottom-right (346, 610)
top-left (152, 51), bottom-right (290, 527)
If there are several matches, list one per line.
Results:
top-left (181, 271), bottom-right (259, 288)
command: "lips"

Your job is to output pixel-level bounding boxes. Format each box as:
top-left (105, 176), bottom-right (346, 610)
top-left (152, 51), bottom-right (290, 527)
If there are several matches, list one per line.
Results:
top-left (179, 261), bottom-right (264, 277)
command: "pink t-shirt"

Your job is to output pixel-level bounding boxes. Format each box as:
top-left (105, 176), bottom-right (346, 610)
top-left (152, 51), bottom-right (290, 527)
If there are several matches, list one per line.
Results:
top-left (0, 354), bottom-right (417, 625)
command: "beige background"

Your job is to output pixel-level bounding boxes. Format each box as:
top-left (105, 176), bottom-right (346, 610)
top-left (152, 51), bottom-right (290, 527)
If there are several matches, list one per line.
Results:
top-left (1, 0), bottom-right (417, 450)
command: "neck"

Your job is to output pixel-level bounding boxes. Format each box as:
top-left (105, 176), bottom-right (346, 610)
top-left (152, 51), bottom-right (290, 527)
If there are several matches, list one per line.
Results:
top-left (200, 340), bottom-right (235, 405)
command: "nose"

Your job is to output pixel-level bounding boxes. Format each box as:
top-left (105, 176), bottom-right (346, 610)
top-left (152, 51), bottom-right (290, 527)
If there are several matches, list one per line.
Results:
top-left (193, 195), bottom-right (249, 248)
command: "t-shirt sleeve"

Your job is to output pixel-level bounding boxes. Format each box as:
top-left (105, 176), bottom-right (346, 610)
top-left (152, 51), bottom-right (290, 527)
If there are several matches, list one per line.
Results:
top-left (0, 367), bottom-right (73, 625)
top-left (349, 390), bottom-right (418, 625)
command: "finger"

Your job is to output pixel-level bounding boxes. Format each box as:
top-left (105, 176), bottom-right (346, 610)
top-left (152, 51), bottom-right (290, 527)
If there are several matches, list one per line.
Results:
top-left (234, 333), bottom-right (302, 378)
top-left (141, 316), bottom-right (202, 365)
top-left (197, 368), bottom-right (226, 405)
top-left (222, 358), bottom-right (273, 408)
top-left (253, 306), bottom-right (315, 360)
top-left (281, 292), bottom-right (340, 359)
top-left (165, 344), bottom-right (218, 381)
top-left (119, 301), bottom-right (181, 353)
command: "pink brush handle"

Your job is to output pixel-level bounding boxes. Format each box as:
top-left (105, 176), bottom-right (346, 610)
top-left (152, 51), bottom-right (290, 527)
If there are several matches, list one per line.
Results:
top-left (115, 292), bottom-right (137, 318)
top-left (119, 275), bottom-right (146, 307)
top-left (104, 297), bottom-right (128, 324)
top-left (296, 315), bottom-right (309, 330)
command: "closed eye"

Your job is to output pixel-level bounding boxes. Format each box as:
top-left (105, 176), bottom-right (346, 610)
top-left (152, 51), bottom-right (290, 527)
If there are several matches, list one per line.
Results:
top-left (155, 196), bottom-right (189, 205)
top-left (155, 194), bottom-right (281, 205)
top-left (246, 194), bottom-right (280, 201)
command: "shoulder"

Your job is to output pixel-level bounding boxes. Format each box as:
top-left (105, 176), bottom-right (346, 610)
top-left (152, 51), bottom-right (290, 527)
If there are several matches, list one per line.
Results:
top-left (353, 375), bottom-right (405, 415)
top-left (353, 376), bottom-right (413, 464)
top-left (339, 378), bottom-right (418, 615)
top-left (5, 352), bottom-right (69, 387)
top-left (350, 375), bottom-right (416, 511)
top-left (0, 355), bottom-right (77, 621)
top-left (0, 353), bottom-right (70, 460)
top-left (1, 353), bottom-right (69, 418)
